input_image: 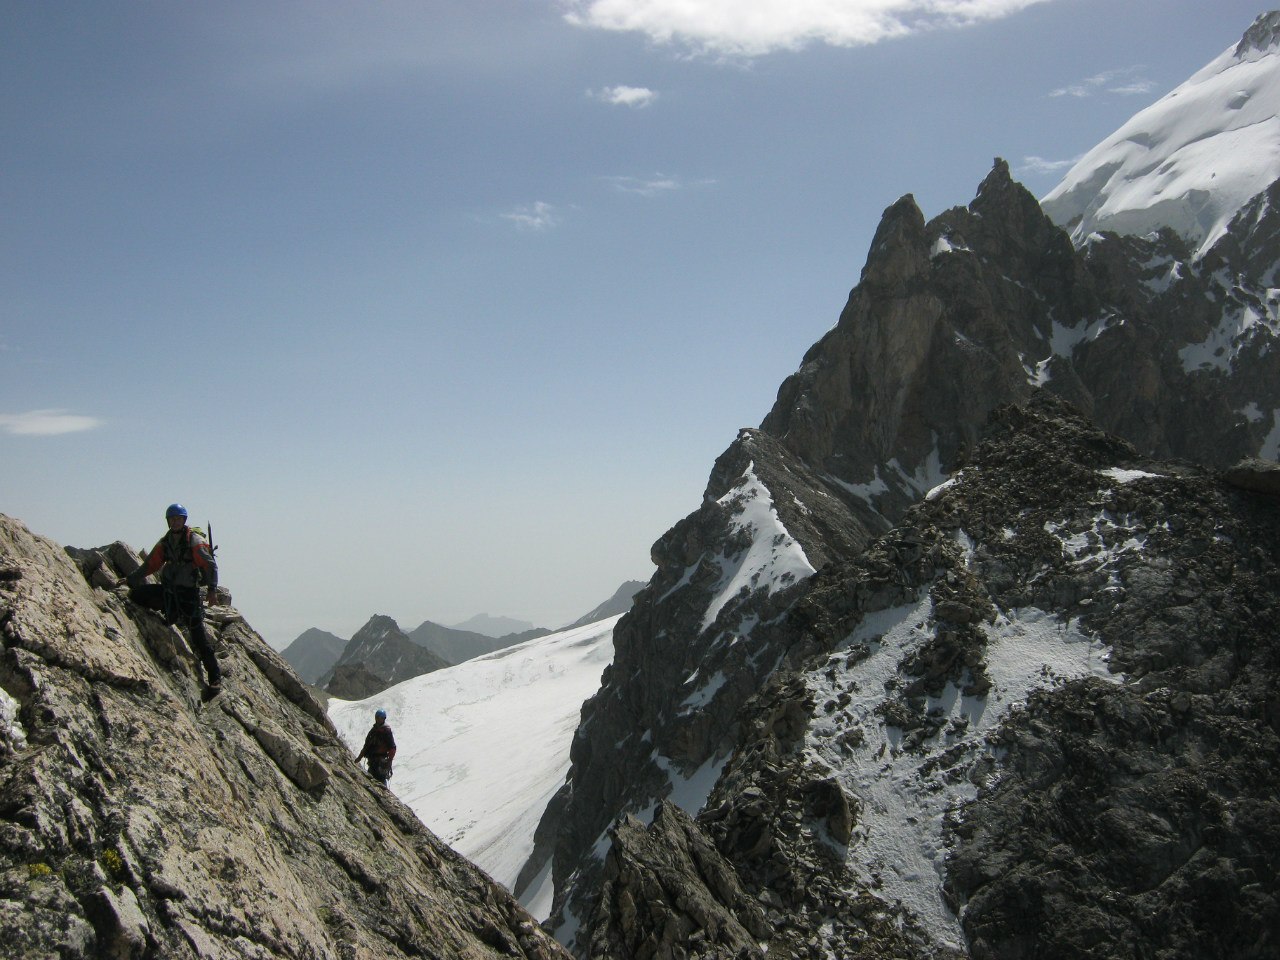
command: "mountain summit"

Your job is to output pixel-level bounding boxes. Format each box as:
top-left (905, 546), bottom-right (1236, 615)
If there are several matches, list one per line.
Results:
top-left (1042, 11), bottom-right (1280, 255)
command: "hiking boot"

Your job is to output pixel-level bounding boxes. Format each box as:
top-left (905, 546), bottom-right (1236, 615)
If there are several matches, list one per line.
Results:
top-left (201, 684), bottom-right (222, 703)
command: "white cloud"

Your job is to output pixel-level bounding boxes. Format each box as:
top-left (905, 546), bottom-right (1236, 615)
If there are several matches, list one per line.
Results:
top-left (592, 85), bottom-right (658, 107)
top-left (604, 174), bottom-right (680, 195)
top-left (0, 409), bottom-right (103, 436)
top-left (1018, 155), bottom-right (1080, 176)
top-left (1049, 66), bottom-right (1152, 98)
top-left (502, 201), bottom-right (561, 231)
top-left (603, 174), bottom-right (717, 196)
top-left (1108, 80), bottom-right (1156, 96)
top-left (561, 0), bottom-right (1053, 57)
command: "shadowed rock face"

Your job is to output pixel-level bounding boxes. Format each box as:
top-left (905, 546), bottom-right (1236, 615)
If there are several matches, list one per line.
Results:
top-left (577, 396), bottom-right (1280, 960)
top-left (540, 156), bottom-right (1280, 952)
top-left (321, 613), bottom-right (451, 697)
top-left (0, 515), bottom-right (570, 960)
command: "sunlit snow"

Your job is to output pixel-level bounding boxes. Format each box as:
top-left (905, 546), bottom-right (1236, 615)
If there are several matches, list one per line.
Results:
top-left (701, 463), bottom-right (816, 631)
top-left (329, 616), bottom-right (618, 918)
top-left (1043, 26), bottom-right (1280, 256)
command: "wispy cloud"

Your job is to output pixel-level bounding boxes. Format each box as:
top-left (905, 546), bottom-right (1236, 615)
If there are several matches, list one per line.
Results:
top-left (602, 174), bottom-right (716, 196)
top-left (1108, 80), bottom-right (1157, 96)
top-left (502, 201), bottom-right (561, 231)
top-left (1017, 155), bottom-right (1081, 177)
top-left (562, 0), bottom-right (1052, 57)
top-left (0, 409), bottom-right (104, 436)
top-left (591, 85), bottom-right (658, 107)
top-left (1049, 66), bottom-right (1154, 98)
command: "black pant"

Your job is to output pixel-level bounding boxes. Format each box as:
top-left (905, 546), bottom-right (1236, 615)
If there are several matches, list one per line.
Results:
top-left (130, 583), bottom-right (221, 687)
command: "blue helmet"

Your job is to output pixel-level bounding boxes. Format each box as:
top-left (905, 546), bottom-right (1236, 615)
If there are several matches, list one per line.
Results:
top-left (375, 709), bottom-right (387, 721)
top-left (165, 503), bottom-right (188, 520)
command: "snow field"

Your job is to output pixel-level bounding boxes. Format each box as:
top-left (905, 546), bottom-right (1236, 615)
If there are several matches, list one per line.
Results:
top-left (329, 616), bottom-right (618, 917)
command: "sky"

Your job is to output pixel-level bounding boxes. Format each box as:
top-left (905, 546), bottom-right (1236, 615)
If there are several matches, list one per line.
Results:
top-left (2, 0), bottom-right (1266, 649)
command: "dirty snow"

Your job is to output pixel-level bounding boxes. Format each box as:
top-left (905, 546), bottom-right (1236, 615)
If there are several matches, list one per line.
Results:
top-left (806, 591), bottom-right (1120, 951)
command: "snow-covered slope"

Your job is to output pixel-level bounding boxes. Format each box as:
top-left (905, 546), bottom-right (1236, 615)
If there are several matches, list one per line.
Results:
top-left (1042, 11), bottom-right (1280, 255)
top-left (329, 616), bottom-right (617, 919)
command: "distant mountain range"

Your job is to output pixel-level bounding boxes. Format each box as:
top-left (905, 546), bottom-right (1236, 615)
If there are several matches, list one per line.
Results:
top-left (408, 619), bottom-right (551, 666)
top-left (448, 613), bottom-right (537, 637)
top-left (560, 581), bottom-right (647, 631)
top-left (281, 580), bottom-right (647, 694)
top-left (278, 627), bottom-right (346, 685)
top-left (317, 614), bottom-right (451, 698)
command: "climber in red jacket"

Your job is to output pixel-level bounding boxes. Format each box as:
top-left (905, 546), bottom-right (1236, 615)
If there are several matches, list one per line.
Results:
top-left (356, 709), bottom-right (397, 784)
top-left (127, 503), bottom-right (222, 700)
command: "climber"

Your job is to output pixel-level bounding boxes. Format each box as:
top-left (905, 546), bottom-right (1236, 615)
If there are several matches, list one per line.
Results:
top-left (127, 503), bottom-right (223, 701)
top-left (356, 709), bottom-right (396, 784)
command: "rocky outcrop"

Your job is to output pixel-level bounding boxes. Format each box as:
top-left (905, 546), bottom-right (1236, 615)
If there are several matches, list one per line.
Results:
top-left (561, 582), bottom-right (648, 632)
top-left (579, 396), bottom-right (1280, 959)
top-left (0, 514), bottom-right (570, 960)
top-left (1224, 456), bottom-right (1280, 496)
top-left (538, 427), bottom-right (883, 939)
top-left (765, 158), bottom-right (1276, 505)
top-left (321, 614), bottom-right (450, 697)
top-left (586, 803), bottom-right (770, 960)
top-left (325, 662), bottom-right (393, 701)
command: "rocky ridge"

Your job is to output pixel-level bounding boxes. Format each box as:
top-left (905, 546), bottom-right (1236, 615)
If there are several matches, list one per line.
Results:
top-left (0, 516), bottom-right (569, 960)
top-left (580, 396), bottom-right (1280, 959)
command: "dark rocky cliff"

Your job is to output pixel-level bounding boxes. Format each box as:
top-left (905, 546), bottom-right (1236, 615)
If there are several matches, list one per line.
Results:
top-left (0, 515), bottom-right (569, 960)
top-left (581, 396), bottom-right (1280, 959)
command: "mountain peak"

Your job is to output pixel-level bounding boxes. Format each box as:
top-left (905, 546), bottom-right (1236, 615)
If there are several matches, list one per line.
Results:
top-left (859, 193), bottom-right (927, 287)
top-left (1236, 10), bottom-right (1280, 58)
top-left (1042, 10), bottom-right (1280, 256)
top-left (978, 156), bottom-right (1013, 190)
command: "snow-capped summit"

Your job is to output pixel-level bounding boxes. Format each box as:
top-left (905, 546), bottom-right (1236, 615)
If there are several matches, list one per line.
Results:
top-left (1042, 11), bottom-right (1280, 256)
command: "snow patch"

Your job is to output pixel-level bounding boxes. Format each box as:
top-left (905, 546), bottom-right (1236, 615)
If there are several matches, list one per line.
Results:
top-left (926, 474), bottom-right (962, 501)
top-left (655, 752), bottom-right (729, 817)
top-left (1178, 294), bottom-right (1280, 372)
top-left (0, 687), bottom-right (27, 754)
top-left (521, 857), bottom-right (555, 923)
top-left (1101, 467), bottom-right (1166, 483)
top-left (679, 669), bottom-right (727, 713)
top-left (930, 235), bottom-right (971, 259)
top-left (701, 463), bottom-right (816, 631)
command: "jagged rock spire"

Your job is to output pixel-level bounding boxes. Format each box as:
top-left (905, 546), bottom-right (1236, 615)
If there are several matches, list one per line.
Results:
top-left (1236, 10), bottom-right (1280, 56)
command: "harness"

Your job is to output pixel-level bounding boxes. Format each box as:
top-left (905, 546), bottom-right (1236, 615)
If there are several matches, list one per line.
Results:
top-left (160, 528), bottom-right (203, 624)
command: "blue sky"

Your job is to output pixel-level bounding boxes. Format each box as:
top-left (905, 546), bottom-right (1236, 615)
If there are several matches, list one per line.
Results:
top-left (2, 0), bottom-right (1264, 648)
